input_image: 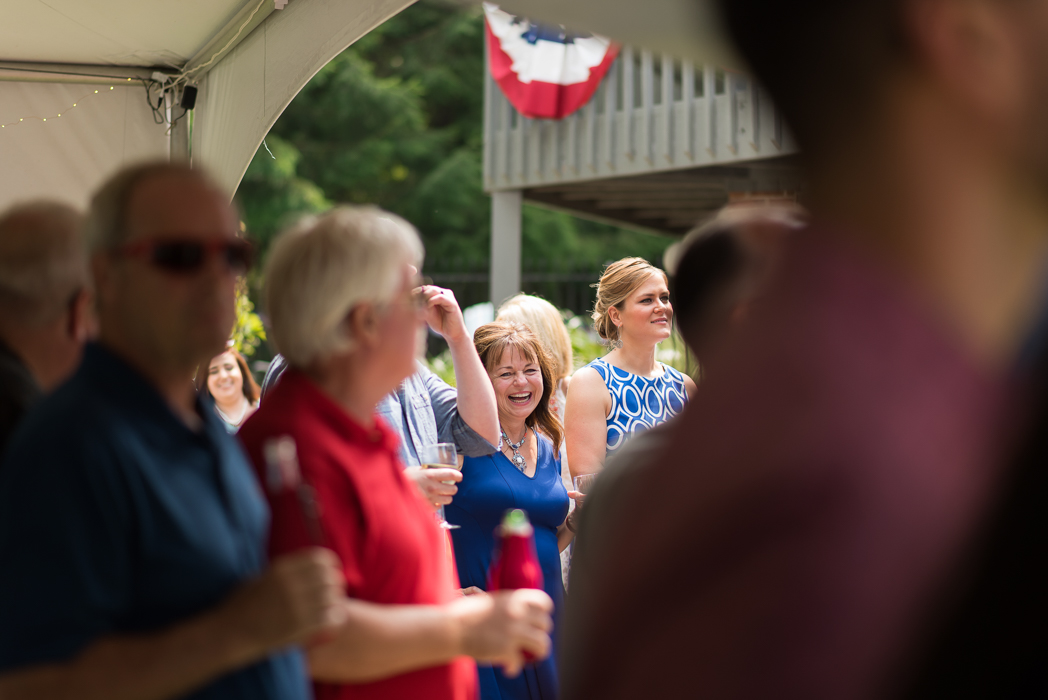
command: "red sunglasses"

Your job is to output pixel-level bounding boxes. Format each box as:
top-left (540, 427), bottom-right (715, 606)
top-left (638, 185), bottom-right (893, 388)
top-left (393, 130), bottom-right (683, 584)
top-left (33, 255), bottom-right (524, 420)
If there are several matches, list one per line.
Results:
top-left (115, 237), bottom-right (254, 275)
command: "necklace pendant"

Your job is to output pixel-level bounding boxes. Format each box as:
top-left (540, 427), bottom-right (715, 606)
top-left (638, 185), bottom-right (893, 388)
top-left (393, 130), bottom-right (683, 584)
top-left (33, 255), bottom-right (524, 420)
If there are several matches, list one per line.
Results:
top-left (513, 453), bottom-right (526, 470)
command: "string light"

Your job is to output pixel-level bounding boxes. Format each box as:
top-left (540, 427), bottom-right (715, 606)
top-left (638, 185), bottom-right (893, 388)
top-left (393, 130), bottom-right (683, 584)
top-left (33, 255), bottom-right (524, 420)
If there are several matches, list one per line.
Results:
top-left (1, 85), bottom-right (121, 131)
top-left (1, 76), bottom-right (165, 133)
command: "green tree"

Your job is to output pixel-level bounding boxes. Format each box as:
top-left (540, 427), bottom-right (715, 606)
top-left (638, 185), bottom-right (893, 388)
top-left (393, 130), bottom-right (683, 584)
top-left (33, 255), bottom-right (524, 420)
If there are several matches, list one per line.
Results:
top-left (236, 0), bottom-right (674, 324)
top-left (231, 280), bottom-right (266, 357)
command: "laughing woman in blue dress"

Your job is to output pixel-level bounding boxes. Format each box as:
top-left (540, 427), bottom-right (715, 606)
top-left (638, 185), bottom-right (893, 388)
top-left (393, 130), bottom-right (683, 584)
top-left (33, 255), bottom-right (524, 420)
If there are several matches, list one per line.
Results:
top-left (564, 257), bottom-right (697, 479)
top-left (446, 322), bottom-right (580, 700)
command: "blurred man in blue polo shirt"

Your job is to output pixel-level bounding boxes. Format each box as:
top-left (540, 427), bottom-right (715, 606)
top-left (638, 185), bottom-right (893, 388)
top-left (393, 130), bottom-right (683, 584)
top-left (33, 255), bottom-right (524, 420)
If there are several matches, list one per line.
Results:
top-left (0, 162), bottom-right (345, 699)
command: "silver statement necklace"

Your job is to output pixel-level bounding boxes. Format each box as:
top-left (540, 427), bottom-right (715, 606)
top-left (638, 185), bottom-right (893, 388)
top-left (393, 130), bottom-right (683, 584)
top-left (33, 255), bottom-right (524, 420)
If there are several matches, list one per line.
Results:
top-left (501, 425), bottom-right (529, 472)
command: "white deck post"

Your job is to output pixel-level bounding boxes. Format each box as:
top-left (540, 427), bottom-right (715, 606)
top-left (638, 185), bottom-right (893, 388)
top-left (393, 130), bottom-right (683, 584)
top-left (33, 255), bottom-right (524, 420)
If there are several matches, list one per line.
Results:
top-left (490, 189), bottom-right (522, 306)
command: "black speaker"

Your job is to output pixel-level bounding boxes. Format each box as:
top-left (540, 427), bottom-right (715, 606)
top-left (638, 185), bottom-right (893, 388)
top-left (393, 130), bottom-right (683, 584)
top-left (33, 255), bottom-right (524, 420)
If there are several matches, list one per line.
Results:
top-left (180, 85), bottom-right (198, 110)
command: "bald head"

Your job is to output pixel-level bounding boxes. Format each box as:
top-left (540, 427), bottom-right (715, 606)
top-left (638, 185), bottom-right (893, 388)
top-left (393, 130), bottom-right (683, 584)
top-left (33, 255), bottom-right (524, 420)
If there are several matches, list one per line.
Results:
top-left (0, 201), bottom-right (86, 327)
top-left (84, 160), bottom-right (230, 254)
top-left (87, 160), bottom-right (241, 378)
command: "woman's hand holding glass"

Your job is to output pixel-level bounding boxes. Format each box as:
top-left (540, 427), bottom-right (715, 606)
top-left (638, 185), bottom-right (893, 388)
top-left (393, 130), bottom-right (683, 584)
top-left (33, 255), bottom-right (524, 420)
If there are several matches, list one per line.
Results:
top-left (418, 443), bottom-right (461, 529)
top-left (404, 466), bottom-right (462, 510)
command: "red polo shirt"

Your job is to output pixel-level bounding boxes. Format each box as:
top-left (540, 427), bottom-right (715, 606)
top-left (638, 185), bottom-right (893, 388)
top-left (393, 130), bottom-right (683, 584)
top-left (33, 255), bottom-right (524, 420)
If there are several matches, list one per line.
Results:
top-left (239, 368), bottom-right (477, 700)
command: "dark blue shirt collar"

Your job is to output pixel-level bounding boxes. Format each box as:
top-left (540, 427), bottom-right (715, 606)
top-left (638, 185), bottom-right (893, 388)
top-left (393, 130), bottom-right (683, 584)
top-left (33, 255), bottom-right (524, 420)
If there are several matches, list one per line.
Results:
top-left (81, 342), bottom-right (224, 440)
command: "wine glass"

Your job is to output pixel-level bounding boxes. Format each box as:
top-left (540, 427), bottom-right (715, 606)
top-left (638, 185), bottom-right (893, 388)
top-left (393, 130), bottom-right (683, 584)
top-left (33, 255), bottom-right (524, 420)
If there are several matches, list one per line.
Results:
top-left (419, 442), bottom-right (460, 530)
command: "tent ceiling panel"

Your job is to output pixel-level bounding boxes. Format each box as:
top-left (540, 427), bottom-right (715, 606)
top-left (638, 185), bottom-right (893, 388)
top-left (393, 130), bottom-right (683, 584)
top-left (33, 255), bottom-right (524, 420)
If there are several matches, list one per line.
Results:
top-left (0, 0), bottom-right (257, 68)
top-left (0, 81), bottom-right (170, 211)
top-left (192, 0), bottom-right (415, 196)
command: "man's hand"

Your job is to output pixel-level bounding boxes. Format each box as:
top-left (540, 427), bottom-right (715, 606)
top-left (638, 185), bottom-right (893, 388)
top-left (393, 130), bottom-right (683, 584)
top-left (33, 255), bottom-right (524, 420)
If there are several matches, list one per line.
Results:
top-left (404, 466), bottom-right (462, 510)
top-left (451, 589), bottom-right (554, 677)
top-left (218, 547), bottom-right (346, 662)
top-left (417, 286), bottom-right (468, 344)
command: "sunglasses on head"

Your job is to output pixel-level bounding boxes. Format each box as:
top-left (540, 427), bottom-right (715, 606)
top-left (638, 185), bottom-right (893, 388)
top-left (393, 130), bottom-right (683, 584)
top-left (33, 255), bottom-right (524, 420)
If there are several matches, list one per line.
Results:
top-left (115, 237), bottom-right (254, 275)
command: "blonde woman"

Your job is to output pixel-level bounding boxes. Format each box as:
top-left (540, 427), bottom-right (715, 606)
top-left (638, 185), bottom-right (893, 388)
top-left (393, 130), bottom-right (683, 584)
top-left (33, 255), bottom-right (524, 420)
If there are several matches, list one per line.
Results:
top-left (565, 257), bottom-right (697, 478)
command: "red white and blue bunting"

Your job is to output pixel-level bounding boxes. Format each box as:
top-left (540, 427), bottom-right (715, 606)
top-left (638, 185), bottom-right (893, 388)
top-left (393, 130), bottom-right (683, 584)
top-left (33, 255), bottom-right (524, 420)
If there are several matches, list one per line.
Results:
top-left (484, 3), bottom-right (619, 121)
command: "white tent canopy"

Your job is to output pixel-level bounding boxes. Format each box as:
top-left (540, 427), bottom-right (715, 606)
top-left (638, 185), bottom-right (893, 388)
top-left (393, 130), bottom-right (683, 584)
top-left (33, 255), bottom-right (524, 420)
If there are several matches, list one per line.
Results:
top-left (0, 0), bottom-right (414, 210)
top-left (0, 0), bottom-right (731, 212)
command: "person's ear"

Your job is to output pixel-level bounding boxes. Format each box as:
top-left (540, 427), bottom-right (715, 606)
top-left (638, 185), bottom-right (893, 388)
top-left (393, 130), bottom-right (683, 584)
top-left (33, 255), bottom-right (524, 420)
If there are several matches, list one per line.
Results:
top-left (346, 302), bottom-right (380, 350)
top-left (608, 305), bottom-right (622, 328)
top-left (91, 253), bottom-right (119, 312)
top-left (905, 0), bottom-right (1022, 130)
top-left (67, 288), bottom-right (97, 343)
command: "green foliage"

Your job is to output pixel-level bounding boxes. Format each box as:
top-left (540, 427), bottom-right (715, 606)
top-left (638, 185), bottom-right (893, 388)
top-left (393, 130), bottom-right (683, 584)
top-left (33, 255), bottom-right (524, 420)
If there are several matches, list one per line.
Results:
top-left (240, 135), bottom-right (331, 251)
top-left (565, 312), bottom-right (604, 371)
top-left (425, 349), bottom-right (458, 387)
top-left (238, 1), bottom-right (673, 259)
top-left (236, 0), bottom-right (676, 359)
top-left (521, 206), bottom-right (670, 273)
top-left (232, 280), bottom-right (267, 357)
top-left (238, 2), bottom-right (493, 270)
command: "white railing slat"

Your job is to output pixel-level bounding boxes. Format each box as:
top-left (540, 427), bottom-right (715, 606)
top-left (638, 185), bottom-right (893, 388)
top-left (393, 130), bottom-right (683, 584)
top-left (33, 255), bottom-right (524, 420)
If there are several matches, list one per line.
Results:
top-left (604, 58), bottom-right (617, 170)
top-left (640, 49), bottom-right (654, 166)
top-left (483, 44), bottom-right (795, 191)
top-left (622, 46), bottom-right (635, 161)
top-left (661, 53), bottom-right (674, 165)
top-left (681, 60), bottom-right (695, 161)
top-left (703, 65), bottom-right (716, 158)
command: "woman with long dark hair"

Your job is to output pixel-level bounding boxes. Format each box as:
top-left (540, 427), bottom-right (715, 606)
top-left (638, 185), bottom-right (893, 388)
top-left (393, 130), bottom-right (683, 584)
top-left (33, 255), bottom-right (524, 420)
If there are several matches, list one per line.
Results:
top-left (195, 344), bottom-right (260, 432)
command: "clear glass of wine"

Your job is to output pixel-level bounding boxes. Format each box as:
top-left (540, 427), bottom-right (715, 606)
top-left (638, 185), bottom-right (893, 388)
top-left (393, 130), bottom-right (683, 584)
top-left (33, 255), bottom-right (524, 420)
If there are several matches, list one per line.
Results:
top-left (419, 442), bottom-right (460, 530)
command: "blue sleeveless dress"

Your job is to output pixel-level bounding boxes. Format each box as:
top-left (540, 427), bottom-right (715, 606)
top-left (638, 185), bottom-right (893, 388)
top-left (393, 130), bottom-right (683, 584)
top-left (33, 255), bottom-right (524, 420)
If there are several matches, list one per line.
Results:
top-left (446, 435), bottom-right (568, 700)
top-left (587, 357), bottom-right (689, 454)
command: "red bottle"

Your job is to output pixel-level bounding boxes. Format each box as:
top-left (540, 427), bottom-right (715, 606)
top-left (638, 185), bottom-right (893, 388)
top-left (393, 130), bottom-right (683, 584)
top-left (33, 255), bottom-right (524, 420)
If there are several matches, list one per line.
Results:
top-left (487, 509), bottom-right (544, 660)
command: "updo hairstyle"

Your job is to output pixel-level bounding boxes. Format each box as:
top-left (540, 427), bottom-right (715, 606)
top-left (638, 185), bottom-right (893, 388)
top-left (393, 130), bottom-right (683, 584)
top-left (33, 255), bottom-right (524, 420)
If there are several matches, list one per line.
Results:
top-left (591, 257), bottom-right (668, 344)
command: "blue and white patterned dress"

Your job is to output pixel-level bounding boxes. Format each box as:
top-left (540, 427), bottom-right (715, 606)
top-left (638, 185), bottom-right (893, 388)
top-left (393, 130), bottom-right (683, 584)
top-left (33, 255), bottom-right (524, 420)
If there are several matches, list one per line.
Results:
top-left (587, 356), bottom-right (689, 454)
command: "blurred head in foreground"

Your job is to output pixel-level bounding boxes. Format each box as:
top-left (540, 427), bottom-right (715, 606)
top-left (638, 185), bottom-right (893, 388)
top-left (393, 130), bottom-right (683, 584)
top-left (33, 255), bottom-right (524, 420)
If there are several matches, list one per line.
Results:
top-left (87, 162), bottom-right (248, 376)
top-left (0, 201), bottom-right (92, 393)
top-left (721, 0), bottom-right (1048, 184)
top-left (667, 201), bottom-right (805, 361)
top-left (560, 2), bottom-right (1048, 699)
